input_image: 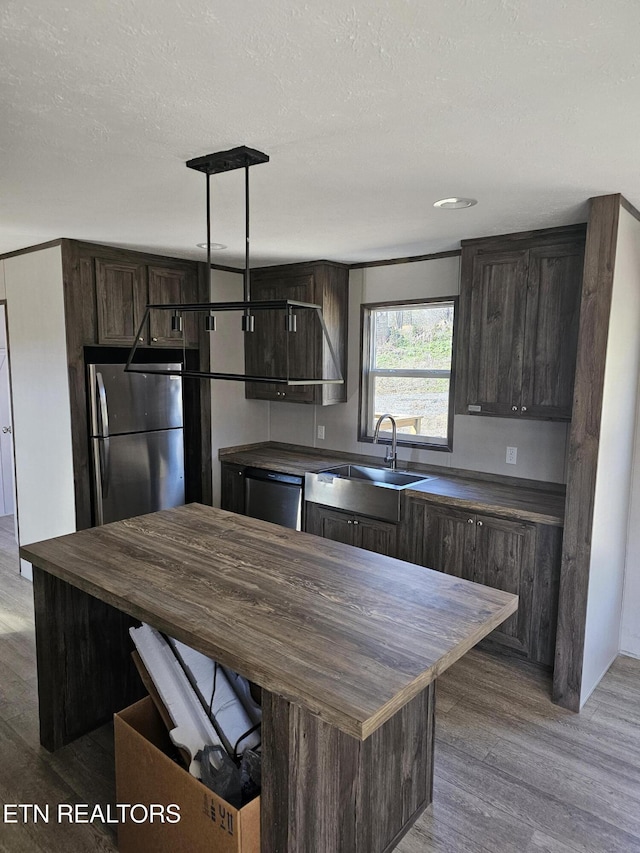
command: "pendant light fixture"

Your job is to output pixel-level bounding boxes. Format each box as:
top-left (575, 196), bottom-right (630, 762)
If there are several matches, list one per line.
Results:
top-left (125, 146), bottom-right (343, 387)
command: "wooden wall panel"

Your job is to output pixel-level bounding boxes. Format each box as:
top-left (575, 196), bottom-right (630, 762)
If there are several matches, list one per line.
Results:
top-left (33, 567), bottom-right (144, 751)
top-left (261, 683), bottom-right (434, 853)
top-left (553, 194), bottom-right (621, 710)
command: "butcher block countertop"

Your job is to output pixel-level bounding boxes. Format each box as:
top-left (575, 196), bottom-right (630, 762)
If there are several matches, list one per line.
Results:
top-left (219, 442), bottom-right (566, 526)
top-left (21, 503), bottom-right (517, 740)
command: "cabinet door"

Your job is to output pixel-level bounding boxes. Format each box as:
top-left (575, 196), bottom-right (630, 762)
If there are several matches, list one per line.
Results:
top-left (304, 503), bottom-right (355, 546)
top-left (403, 499), bottom-right (475, 580)
top-left (95, 259), bottom-right (147, 345)
top-left (244, 277), bottom-right (284, 402)
top-left (355, 516), bottom-right (398, 557)
top-left (220, 463), bottom-right (246, 514)
top-left (148, 266), bottom-right (200, 348)
top-left (521, 243), bottom-right (584, 419)
top-left (462, 250), bottom-right (529, 416)
top-left (473, 514), bottom-right (536, 657)
top-left (245, 273), bottom-right (317, 404)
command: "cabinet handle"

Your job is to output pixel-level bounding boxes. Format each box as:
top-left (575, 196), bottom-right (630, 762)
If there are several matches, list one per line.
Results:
top-left (238, 471), bottom-right (243, 476)
top-left (353, 519), bottom-right (359, 525)
top-left (138, 336), bottom-right (144, 342)
top-left (467, 518), bottom-right (474, 524)
top-left (511, 405), bottom-right (518, 412)
top-left (152, 337), bottom-right (158, 342)
top-left (282, 392), bottom-right (286, 397)
top-left (477, 520), bottom-right (483, 527)
top-left (347, 520), bottom-right (353, 525)
top-left (521, 406), bottom-right (527, 413)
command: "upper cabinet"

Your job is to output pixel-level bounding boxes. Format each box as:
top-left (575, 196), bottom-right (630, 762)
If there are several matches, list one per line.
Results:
top-left (148, 266), bottom-right (199, 348)
top-left (455, 227), bottom-right (585, 420)
top-left (244, 261), bottom-right (348, 405)
top-left (93, 253), bottom-right (200, 348)
top-left (95, 259), bottom-right (148, 346)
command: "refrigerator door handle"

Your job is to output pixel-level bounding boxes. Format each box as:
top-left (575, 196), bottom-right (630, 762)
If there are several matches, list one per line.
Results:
top-left (95, 372), bottom-right (110, 438)
top-left (100, 437), bottom-right (110, 500)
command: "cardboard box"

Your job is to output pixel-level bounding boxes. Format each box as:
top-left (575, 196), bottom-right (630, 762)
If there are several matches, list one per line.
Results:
top-left (115, 696), bottom-right (260, 853)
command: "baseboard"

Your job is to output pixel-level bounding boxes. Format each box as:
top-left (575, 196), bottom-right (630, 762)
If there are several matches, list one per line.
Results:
top-left (579, 650), bottom-right (619, 709)
top-left (620, 648), bottom-right (640, 660)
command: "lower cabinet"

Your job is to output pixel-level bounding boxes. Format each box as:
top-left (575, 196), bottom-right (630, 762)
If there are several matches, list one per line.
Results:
top-left (305, 503), bottom-right (398, 558)
top-left (220, 462), bottom-right (246, 514)
top-left (401, 498), bottom-right (562, 666)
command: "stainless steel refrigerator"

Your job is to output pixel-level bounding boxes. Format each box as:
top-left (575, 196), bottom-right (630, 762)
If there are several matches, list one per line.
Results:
top-left (88, 362), bottom-right (185, 525)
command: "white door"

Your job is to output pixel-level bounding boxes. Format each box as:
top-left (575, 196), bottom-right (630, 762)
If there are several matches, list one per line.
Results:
top-left (0, 323), bottom-right (15, 517)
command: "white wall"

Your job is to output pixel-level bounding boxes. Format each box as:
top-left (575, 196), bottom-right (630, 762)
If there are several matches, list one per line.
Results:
top-left (581, 206), bottom-right (640, 699)
top-left (619, 212), bottom-right (640, 659)
top-left (209, 269), bottom-right (270, 505)
top-left (270, 257), bottom-right (568, 483)
top-left (2, 247), bottom-right (76, 578)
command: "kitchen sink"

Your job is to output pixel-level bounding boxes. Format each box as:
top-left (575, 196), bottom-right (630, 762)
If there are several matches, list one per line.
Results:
top-left (319, 464), bottom-right (430, 487)
top-left (305, 465), bottom-right (434, 523)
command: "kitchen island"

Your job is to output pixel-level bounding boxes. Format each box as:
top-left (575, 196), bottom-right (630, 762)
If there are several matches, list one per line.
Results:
top-left (21, 503), bottom-right (517, 853)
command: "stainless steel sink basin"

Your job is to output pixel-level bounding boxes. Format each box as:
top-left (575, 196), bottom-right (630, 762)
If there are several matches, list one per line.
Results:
top-left (305, 465), bottom-right (434, 522)
top-left (322, 464), bottom-right (430, 487)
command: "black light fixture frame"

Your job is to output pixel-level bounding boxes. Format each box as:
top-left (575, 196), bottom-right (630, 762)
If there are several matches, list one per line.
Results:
top-left (124, 299), bottom-right (344, 384)
top-left (125, 145), bottom-right (344, 386)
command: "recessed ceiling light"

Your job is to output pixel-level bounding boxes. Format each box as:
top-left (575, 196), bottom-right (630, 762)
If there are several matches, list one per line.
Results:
top-left (433, 197), bottom-right (478, 209)
top-left (196, 242), bottom-right (227, 250)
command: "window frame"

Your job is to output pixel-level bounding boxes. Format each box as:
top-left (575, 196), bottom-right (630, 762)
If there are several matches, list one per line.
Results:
top-left (358, 296), bottom-right (458, 452)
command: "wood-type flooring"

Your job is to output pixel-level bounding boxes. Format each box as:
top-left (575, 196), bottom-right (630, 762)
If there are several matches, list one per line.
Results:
top-left (1, 514), bottom-right (639, 852)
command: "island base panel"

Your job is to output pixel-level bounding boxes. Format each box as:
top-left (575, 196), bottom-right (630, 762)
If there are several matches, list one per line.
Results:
top-left (261, 683), bottom-right (435, 853)
top-left (32, 566), bottom-right (144, 751)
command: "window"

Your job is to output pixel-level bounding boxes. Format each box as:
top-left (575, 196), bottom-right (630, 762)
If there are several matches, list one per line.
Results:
top-left (359, 298), bottom-right (456, 451)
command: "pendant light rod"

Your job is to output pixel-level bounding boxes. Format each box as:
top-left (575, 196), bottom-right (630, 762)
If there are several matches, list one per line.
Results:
top-left (206, 171), bottom-right (211, 273)
top-left (244, 163), bottom-right (250, 304)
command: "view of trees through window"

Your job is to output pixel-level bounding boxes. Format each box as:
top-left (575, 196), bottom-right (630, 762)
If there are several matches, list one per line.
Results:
top-left (368, 302), bottom-right (454, 444)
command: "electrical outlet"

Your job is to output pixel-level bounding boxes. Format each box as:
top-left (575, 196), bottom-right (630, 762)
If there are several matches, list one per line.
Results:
top-left (317, 425), bottom-right (326, 440)
top-left (506, 446), bottom-right (517, 465)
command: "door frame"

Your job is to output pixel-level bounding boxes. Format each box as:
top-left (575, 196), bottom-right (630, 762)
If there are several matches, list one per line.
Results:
top-left (0, 300), bottom-right (21, 559)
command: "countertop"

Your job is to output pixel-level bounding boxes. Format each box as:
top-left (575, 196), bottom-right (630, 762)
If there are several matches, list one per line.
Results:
top-left (20, 503), bottom-right (517, 740)
top-left (219, 442), bottom-right (566, 526)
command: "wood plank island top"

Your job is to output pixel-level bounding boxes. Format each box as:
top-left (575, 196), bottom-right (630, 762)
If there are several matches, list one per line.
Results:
top-left (21, 503), bottom-right (517, 740)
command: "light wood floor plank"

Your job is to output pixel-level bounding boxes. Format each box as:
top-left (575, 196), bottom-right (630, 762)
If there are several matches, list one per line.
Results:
top-left (436, 743), bottom-right (640, 853)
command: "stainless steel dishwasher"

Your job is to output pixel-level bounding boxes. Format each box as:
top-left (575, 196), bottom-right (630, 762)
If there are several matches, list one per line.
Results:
top-left (244, 467), bottom-right (304, 530)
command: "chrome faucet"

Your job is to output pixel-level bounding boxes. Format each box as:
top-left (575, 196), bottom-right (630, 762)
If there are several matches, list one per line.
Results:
top-left (373, 414), bottom-right (398, 469)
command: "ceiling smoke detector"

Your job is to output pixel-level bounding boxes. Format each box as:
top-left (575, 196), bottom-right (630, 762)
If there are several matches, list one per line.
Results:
top-left (433, 197), bottom-right (478, 209)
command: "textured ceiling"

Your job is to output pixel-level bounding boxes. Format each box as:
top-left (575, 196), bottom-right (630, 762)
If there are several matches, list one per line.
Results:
top-left (1, 0), bottom-right (639, 265)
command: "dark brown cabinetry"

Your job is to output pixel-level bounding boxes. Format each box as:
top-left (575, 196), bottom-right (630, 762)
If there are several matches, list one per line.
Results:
top-left (305, 502), bottom-right (398, 557)
top-left (244, 261), bottom-right (348, 405)
top-left (402, 498), bottom-right (561, 665)
top-left (61, 240), bottom-right (211, 531)
top-left (95, 258), bottom-right (199, 348)
top-left (456, 227), bottom-right (585, 420)
top-left (148, 266), bottom-right (199, 347)
top-left (95, 259), bottom-right (148, 346)
top-left (220, 462), bottom-right (246, 514)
